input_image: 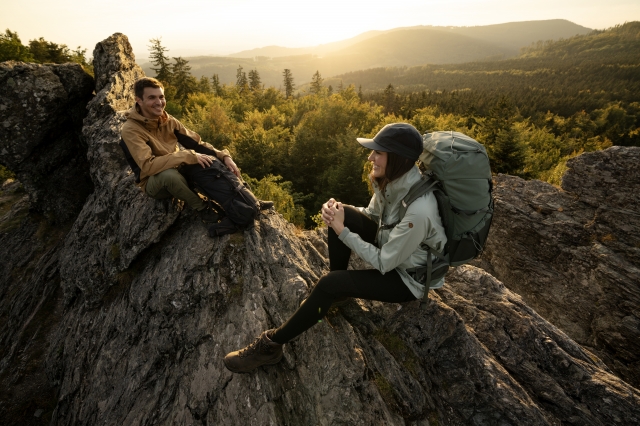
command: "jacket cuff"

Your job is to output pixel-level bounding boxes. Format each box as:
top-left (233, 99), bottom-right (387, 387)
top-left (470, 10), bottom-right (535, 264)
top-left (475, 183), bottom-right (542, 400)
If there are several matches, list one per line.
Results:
top-left (337, 226), bottom-right (351, 241)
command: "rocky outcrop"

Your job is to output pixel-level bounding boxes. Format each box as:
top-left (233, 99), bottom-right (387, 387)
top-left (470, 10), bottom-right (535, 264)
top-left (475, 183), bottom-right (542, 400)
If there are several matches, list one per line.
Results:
top-left (474, 147), bottom-right (640, 388)
top-left (1, 32), bottom-right (640, 425)
top-left (57, 33), bottom-right (175, 307)
top-left (0, 61), bottom-right (94, 223)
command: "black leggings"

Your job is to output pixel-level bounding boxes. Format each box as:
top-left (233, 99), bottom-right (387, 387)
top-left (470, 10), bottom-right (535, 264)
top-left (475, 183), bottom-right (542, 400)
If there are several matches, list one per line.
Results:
top-left (271, 206), bottom-right (416, 344)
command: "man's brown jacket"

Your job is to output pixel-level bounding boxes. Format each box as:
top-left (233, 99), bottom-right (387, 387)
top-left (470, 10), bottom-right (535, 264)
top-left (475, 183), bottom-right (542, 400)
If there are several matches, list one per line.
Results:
top-left (120, 105), bottom-right (230, 190)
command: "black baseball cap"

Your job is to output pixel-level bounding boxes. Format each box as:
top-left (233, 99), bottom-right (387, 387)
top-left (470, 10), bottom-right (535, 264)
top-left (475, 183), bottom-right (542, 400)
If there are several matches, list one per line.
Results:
top-left (357, 123), bottom-right (423, 161)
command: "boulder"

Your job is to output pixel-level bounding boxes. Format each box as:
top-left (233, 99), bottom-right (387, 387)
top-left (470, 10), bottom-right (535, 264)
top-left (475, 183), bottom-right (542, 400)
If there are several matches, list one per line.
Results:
top-left (474, 146), bottom-right (640, 388)
top-left (0, 61), bottom-right (94, 223)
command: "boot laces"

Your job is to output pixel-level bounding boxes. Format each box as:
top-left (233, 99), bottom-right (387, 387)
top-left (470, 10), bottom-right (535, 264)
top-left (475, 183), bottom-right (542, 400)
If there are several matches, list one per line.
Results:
top-left (238, 335), bottom-right (270, 358)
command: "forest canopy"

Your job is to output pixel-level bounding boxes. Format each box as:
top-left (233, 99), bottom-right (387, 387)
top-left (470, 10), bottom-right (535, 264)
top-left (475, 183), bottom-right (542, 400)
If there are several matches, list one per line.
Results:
top-left (143, 23), bottom-right (639, 226)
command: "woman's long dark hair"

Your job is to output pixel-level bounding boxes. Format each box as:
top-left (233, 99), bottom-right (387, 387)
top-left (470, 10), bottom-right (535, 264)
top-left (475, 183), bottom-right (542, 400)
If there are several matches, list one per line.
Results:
top-left (372, 151), bottom-right (415, 194)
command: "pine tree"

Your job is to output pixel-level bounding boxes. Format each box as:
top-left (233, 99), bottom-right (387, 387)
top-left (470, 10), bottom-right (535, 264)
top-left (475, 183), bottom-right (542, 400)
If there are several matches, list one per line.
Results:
top-left (383, 84), bottom-right (396, 114)
top-left (211, 74), bottom-right (222, 96)
top-left (236, 65), bottom-right (248, 93)
top-left (283, 69), bottom-right (295, 98)
top-left (148, 38), bottom-right (172, 84)
top-left (248, 69), bottom-right (262, 91)
top-left (477, 97), bottom-right (526, 175)
top-left (310, 70), bottom-right (323, 94)
top-left (172, 56), bottom-right (197, 103)
top-left (198, 75), bottom-right (211, 93)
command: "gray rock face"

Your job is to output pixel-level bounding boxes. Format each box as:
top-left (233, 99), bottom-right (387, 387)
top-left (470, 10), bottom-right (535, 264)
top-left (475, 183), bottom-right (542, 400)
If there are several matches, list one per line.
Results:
top-left (2, 32), bottom-right (640, 425)
top-left (57, 33), bottom-right (175, 307)
top-left (0, 61), bottom-right (94, 223)
top-left (474, 146), bottom-right (640, 388)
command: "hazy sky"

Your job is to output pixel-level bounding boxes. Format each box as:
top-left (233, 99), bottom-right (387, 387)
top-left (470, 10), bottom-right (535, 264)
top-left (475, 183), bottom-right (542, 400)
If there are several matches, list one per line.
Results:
top-left (2, 0), bottom-right (639, 61)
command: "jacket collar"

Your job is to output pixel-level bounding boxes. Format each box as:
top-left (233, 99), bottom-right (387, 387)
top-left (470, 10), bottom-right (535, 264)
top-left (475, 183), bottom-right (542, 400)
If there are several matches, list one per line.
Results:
top-left (374, 165), bottom-right (422, 206)
top-left (125, 105), bottom-right (168, 130)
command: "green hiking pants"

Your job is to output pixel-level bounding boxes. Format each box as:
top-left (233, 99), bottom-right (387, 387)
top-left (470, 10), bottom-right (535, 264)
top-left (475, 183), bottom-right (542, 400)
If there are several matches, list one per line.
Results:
top-left (145, 168), bottom-right (205, 210)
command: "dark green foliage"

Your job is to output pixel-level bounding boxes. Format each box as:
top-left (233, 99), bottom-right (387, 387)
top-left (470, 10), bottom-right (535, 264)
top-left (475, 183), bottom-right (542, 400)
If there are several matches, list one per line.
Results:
top-left (476, 98), bottom-right (527, 176)
top-left (172, 57), bottom-right (197, 103)
top-left (211, 74), bottom-right (222, 96)
top-left (198, 75), bottom-right (211, 93)
top-left (248, 69), bottom-right (261, 91)
top-left (236, 65), bottom-right (248, 93)
top-left (0, 29), bottom-right (90, 73)
top-left (282, 69), bottom-right (295, 98)
top-left (0, 29), bottom-right (33, 62)
top-left (310, 70), bottom-right (323, 94)
top-left (27, 38), bottom-right (89, 68)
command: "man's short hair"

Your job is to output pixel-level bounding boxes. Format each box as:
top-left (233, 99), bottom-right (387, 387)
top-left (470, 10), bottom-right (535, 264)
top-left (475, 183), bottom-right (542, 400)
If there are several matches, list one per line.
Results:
top-left (134, 77), bottom-right (164, 99)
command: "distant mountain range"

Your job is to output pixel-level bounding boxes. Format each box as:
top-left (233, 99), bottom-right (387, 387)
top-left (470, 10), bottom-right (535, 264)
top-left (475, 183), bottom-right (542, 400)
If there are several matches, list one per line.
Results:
top-left (227, 19), bottom-right (591, 59)
top-left (140, 19), bottom-right (592, 89)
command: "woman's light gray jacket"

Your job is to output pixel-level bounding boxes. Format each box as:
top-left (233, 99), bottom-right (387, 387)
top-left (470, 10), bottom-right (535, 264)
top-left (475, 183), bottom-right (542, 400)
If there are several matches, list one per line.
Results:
top-left (338, 166), bottom-right (447, 299)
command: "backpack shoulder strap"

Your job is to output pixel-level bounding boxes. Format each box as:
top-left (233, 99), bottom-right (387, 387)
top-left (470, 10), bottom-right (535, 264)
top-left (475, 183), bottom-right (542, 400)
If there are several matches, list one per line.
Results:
top-left (397, 174), bottom-right (439, 223)
top-left (379, 175), bottom-right (438, 233)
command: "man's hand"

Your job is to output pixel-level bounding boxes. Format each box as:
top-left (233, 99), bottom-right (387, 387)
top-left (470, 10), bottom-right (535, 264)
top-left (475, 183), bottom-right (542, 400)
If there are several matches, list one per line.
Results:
top-left (196, 153), bottom-right (214, 168)
top-left (224, 156), bottom-right (241, 177)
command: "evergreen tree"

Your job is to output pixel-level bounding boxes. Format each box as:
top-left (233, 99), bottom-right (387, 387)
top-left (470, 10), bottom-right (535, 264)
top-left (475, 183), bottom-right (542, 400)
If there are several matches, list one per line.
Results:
top-left (310, 70), bottom-right (323, 94)
top-left (236, 65), bottom-right (248, 93)
top-left (477, 97), bottom-right (526, 175)
top-left (172, 56), bottom-right (197, 103)
top-left (198, 75), bottom-right (211, 93)
top-left (148, 38), bottom-right (172, 84)
top-left (248, 69), bottom-right (262, 91)
top-left (383, 84), bottom-right (396, 114)
top-left (283, 69), bottom-right (295, 98)
top-left (0, 29), bottom-right (34, 62)
top-left (211, 74), bottom-right (222, 96)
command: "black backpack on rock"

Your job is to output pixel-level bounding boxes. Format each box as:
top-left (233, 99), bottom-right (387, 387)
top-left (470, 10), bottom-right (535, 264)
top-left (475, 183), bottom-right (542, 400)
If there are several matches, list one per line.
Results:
top-left (174, 131), bottom-right (260, 234)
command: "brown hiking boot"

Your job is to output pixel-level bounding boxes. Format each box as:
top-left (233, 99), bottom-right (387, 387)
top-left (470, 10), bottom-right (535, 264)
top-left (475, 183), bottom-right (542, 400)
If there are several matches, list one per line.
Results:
top-left (223, 330), bottom-right (283, 373)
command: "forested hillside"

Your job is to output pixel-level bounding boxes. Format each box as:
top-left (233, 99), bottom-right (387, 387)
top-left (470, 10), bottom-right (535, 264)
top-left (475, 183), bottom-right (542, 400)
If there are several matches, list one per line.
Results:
top-left (339, 22), bottom-right (640, 121)
top-left (140, 20), bottom-right (591, 88)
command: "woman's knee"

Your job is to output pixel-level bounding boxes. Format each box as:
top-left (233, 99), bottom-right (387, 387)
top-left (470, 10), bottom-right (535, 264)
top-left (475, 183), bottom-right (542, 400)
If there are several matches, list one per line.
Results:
top-left (314, 271), bottom-right (351, 296)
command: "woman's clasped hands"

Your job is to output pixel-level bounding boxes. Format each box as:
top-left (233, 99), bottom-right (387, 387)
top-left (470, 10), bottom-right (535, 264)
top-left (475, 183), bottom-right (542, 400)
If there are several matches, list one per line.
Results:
top-left (321, 198), bottom-right (345, 235)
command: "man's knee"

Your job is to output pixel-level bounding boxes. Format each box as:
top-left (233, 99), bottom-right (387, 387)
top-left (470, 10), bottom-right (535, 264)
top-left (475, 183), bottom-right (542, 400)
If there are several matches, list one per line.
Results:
top-left (157, 168), bottom-right (187, 188)
top-left (146, 168), bottom-right (193, 201)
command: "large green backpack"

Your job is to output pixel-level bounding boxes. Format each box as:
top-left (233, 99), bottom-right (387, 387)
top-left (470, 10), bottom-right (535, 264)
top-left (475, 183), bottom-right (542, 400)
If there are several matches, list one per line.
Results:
top-left (397, 131), bottom-right (494, 308)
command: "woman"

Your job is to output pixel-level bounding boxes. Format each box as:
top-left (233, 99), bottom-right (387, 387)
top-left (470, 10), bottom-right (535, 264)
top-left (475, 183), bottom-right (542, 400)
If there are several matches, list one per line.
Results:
top-left (223, 123), bottom-right (447, 374)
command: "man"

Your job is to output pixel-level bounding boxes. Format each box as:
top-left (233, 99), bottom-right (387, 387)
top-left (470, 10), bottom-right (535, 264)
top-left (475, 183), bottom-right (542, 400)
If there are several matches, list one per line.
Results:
top-left (120, 77), bottom-right (270, 235)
